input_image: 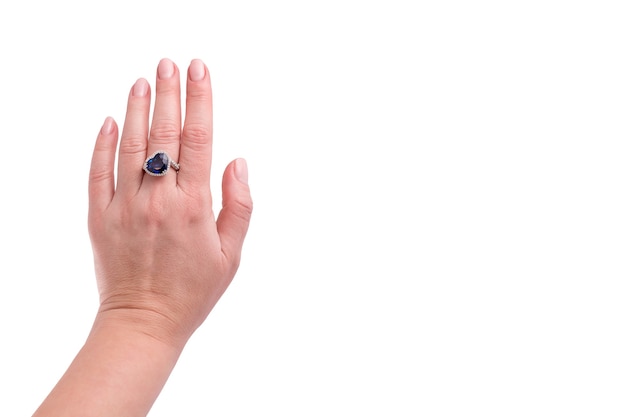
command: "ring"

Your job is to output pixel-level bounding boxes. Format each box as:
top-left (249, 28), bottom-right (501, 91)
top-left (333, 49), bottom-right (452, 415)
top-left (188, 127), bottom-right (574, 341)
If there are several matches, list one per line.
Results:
top-left (143, 151), bottom-right (180, 176)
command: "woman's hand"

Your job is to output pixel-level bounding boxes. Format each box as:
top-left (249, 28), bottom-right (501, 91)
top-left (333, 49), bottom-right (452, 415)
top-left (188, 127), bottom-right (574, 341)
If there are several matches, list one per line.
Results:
top-left (88, 58), bottom-right (252, 348)
top-left (33, 57), bottom-right (251, 417)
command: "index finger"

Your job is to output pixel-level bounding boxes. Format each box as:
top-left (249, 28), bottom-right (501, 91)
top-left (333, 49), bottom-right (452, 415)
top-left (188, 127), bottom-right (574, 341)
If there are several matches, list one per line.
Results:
top-left (177, 59), bottom-right (213, 194)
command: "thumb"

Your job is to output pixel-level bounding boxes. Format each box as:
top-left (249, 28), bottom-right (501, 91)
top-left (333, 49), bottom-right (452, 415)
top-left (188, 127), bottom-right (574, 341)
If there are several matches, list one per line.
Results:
top-left (216, 158), bottom-right (253, 268)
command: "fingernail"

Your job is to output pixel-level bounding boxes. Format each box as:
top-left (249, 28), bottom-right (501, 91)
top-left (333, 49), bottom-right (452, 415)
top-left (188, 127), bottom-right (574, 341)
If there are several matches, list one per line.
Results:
top-left (189, 59), bottom-right (206, 81)
top-left (132, 78), bottom-right (149, 97)
top-left (235, 158), bottom-right (248, 184)
top-left (158, 58), bottom-right (175, 79)
top-left (100, 116), bottom-right (115, 135)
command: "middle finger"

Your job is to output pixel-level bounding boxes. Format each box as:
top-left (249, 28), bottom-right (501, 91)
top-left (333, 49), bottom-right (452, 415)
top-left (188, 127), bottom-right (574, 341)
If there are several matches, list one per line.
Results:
top-left (145, 58), bottom-right (182, 182)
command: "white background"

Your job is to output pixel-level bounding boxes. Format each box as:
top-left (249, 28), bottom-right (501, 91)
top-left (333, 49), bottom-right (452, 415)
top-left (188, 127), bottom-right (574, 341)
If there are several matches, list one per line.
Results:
top-left (1, 1), bottom-right (625, 415)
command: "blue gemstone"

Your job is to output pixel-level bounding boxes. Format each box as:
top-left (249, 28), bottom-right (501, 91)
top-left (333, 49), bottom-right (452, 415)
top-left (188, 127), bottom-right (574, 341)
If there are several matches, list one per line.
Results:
top-left (144, 152), bottom-right (169, 175)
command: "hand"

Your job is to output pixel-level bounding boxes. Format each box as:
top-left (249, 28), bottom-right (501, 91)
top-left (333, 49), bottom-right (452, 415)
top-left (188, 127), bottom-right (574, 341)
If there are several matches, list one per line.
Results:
top-left (33, 58), bottom-right (252, 417)
top-left (88, 58), bottom-right (252, 347)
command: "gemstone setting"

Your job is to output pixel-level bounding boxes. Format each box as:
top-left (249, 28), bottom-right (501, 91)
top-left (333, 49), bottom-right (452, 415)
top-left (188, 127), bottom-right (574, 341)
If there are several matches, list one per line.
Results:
top-left (143, 151), bottom-right (178, 176)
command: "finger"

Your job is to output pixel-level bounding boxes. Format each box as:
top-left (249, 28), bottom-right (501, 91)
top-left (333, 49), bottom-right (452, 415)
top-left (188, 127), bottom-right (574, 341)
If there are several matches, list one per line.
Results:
top-left (146, 58), bottom-right (182, 183)
top-left (216, 159), bottom-right (253, 269)
top-left (89, 117), bottom-right (119, 215)
top-left (178, 59), bottom-right (213, 193)
top-left (116, 78), bottom-right (151, 196)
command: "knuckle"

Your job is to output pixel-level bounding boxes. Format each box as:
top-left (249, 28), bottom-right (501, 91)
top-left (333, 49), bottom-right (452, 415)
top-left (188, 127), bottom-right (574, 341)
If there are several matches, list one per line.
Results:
top-left (149, 121), bottom-right (180, 143)
top-left (182, 123), bottom-right (211, 147)
top-left (227, 198), bottom-right (253, 224)
top-left (186, 88), bottom-right (211, 100)
top-left (178, 193), bottom-right (209, 223)
top-left (119, 134), bottom-right (147, 156)
top-left (136, 195), bottom-right (170, 227)
top-left (89, 167), bottom-right (112, 185)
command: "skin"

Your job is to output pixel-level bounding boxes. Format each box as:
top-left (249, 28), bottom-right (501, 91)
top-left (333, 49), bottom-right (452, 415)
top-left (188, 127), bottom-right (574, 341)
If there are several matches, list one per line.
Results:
top-left (32, 58), bottom-right (253, 417)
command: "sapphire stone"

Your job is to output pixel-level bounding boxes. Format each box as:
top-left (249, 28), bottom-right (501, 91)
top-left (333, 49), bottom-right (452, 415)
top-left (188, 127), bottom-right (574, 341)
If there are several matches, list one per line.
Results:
top-left (144, 152), bottom-right (170, 175)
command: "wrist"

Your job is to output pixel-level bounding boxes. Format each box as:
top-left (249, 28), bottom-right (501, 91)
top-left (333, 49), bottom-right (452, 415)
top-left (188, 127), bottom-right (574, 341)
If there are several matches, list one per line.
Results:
top-left (93, 306), bottom-right (191, 353)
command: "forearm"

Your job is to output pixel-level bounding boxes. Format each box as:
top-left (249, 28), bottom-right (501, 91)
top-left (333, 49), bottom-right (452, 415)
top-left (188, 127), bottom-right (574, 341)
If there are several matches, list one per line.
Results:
top-left (32, 311), bottom-right (185, 417)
